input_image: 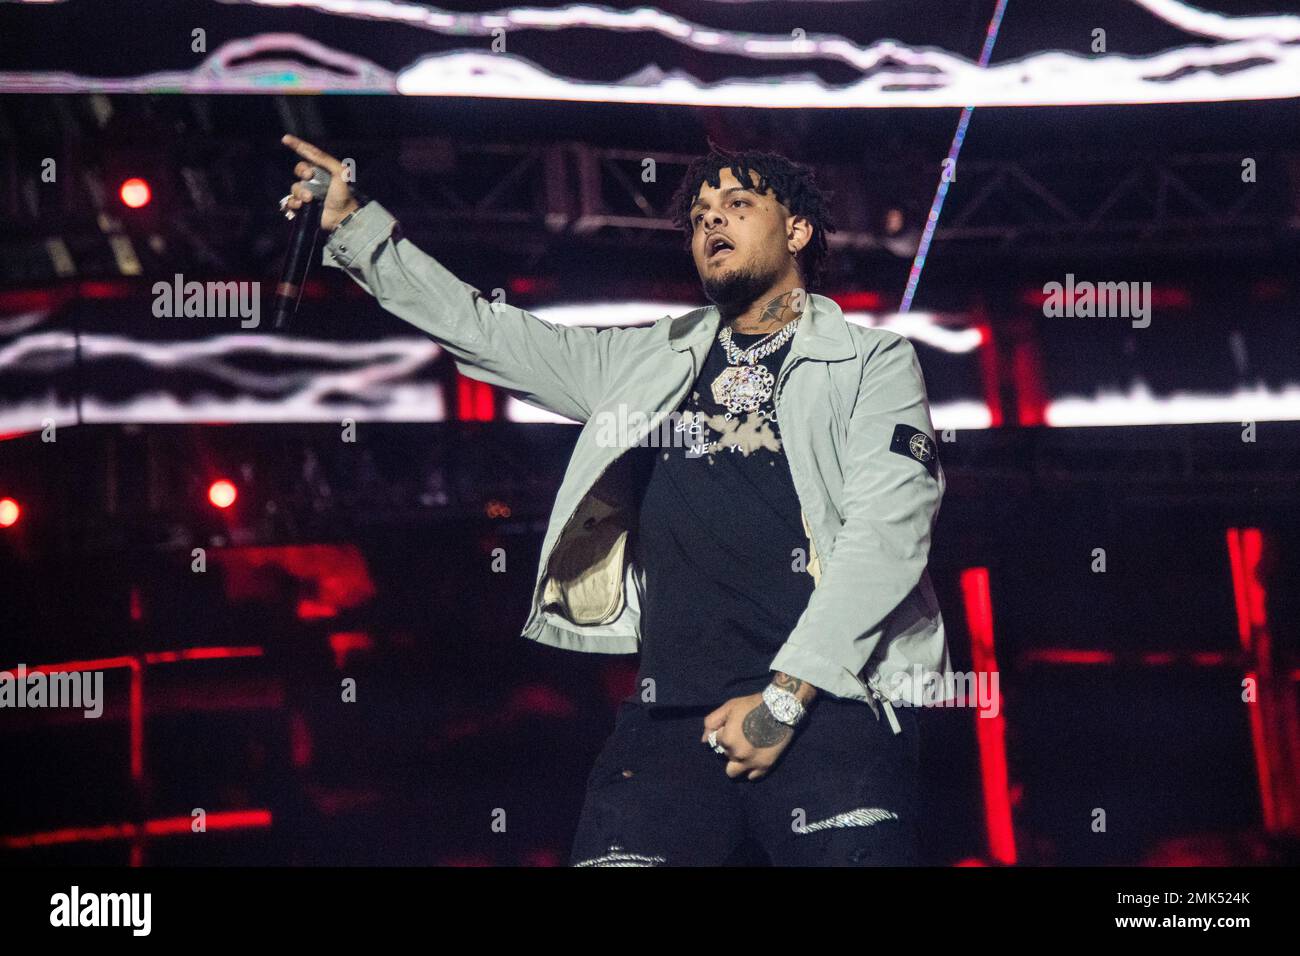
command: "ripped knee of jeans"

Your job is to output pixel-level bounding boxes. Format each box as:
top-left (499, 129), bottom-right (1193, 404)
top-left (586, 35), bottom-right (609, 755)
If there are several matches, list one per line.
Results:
top-left (797, 807), bottom-right (900, 834)
top-left (573, 843), bottom-right (668, 867)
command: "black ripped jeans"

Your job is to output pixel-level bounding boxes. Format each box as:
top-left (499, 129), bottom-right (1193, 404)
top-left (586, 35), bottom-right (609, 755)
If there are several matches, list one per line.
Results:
top-left (569, 693), bottom-right (921, 866)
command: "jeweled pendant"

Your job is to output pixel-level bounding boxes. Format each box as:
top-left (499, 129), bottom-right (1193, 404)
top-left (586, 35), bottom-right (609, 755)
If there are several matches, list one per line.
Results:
top-left (711, 363), bottom-right (774, 415)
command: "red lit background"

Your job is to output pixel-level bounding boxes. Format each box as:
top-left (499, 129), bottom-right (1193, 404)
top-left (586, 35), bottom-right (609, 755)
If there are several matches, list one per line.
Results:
top-left (1, 0), bottom-right (1299, 868)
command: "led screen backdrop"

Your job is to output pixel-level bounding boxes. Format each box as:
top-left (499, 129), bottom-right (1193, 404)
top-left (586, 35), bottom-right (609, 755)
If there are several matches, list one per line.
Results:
top-left (0, 1), bottom-right (1296, 433)
top-left (1, 0), bottom-right (1297, 104)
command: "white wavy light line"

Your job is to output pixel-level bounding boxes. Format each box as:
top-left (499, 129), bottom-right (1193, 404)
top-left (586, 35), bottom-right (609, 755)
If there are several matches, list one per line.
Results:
top-left (932, 401), bottom-right (996, 431)
top-left (393, 42), bottom-right (1300, 106)
top-left (0, 331), bottom-right (440, 372)
top-left (221, 0), bottom-right (1300, 48)
top-left (0, 332), bottom-right (443, 415)
top-left (8, 390), bottom-right (519, 431)
top-left (529, 301), bottom-right (687, 328)
top-left (4, 321), bottom-right (1295, 431)
top-left (3, 1), bottom-right (1298, 103)
top-left (0, 311), bottom-right (50, 336)
top-left (18, 383), bottom-right (1300, 431)
top-left (1046, 383), bottom-right (1300, 426)
top-left (0, 33), bottom-right (396, 94)
top-left (533, 302), bottom-right (984, 353)
top-left (1131, 0), bottom-right (1300, 41)
top-left (236, 0), bottom-right (1300, 105)
top-left (843, 312), bottom-right (984, 354)
top-left (0, 386), bottom-right (449, 432)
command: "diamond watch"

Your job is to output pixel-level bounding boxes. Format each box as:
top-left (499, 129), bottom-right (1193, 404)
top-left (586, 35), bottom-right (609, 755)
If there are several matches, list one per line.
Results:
top-left (762, 683), bottom-right (807, 727)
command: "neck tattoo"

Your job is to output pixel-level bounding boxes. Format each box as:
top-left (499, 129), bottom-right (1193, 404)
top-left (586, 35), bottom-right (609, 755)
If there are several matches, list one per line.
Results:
top-left (730, 292), bottom-right (801, 334)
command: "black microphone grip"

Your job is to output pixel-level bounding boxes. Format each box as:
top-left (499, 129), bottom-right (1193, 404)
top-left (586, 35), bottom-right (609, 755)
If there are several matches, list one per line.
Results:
top-left (270, 166), bottom-right (331, 331)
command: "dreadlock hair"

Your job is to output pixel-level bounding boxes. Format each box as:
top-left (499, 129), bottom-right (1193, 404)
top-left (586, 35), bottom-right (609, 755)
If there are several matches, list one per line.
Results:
top-left (669, 138), bottom-right (838, 292)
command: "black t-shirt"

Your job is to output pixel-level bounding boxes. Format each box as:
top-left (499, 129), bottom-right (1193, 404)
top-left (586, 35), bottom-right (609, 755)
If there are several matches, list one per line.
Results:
top-left (629, 326), bottom-right (816, 708)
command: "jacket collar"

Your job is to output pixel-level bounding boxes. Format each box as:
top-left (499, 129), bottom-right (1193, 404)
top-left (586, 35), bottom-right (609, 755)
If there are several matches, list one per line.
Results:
top-left (667, 292), bottom-right (856, 363)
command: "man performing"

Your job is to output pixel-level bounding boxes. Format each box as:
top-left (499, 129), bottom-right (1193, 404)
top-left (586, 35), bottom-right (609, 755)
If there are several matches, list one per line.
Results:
top-left (281, 134), bottom-right (951, 866)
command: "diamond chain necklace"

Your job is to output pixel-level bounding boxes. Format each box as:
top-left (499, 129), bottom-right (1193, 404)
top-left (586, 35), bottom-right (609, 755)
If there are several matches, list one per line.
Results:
top-left (710, 318), bottom-right (800, 418)
top-left (718, 319), bottom-right (799, 365)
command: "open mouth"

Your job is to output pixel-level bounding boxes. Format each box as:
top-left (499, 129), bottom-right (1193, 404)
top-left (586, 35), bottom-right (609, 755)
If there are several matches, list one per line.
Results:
top-left (706, 235), bottom-right (735, 260)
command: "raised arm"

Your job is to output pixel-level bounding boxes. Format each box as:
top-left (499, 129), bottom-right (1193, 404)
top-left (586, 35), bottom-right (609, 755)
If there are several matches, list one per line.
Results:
top-left (281, 134), bottom-right (628, 423)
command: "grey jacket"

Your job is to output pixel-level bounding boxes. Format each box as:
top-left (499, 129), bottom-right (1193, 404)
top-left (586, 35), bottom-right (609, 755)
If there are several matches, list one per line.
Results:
top-left (322, 200), bottom-right (951, 733)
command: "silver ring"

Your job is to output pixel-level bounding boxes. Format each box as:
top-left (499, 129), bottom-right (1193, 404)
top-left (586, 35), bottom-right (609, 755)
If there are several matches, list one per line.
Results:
top-left (279, 194), bottom-right (296, 220)
top-left (707, 730), bottom-right (726, 756)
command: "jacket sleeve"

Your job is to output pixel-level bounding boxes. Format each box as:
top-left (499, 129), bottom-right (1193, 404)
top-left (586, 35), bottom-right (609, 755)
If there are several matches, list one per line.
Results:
top-left (768, 332), bottom-right (945, 704)
top-left (320, 200), bottom-right (629, 423)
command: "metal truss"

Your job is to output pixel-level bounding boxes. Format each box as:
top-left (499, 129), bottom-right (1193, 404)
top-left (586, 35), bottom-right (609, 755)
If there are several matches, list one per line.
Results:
top-left (1, 124), bottom-right (1296, 284)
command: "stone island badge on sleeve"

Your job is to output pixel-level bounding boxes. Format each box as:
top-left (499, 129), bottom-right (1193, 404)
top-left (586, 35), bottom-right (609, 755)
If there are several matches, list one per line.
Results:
top-left (889, 423), bottom-right (939, 479)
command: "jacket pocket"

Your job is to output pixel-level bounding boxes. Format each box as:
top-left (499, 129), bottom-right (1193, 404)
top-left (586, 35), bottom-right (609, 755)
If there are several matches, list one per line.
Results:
top-left (542, 516), bottom-right (630, 625)
top-left (542, 457), bottom-right (637, 626)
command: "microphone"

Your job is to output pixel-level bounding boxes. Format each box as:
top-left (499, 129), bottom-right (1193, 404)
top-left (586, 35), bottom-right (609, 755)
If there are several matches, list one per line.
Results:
top-left (271, 165), bottom-right (331, 331)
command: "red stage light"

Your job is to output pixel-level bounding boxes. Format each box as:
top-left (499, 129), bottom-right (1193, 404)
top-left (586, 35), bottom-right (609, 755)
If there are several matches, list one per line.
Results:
top-left (0, 497), bottom-right (19, 527)
top-left (208, 480), bottom-right (237, 509)
top-left (119, 178), bottom-right (152, 209)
